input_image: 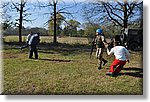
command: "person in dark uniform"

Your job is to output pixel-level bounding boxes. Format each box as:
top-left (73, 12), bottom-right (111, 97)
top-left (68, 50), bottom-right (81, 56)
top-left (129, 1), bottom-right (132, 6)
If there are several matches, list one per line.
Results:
top-left (28, 33), bottom-right (40, 59)
top-left (95, 29), bottom-right (108, 69)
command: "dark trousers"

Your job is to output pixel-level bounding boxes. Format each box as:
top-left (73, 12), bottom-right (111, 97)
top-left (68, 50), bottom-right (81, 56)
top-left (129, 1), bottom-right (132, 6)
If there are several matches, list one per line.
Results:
top-left (29, 45), bottom-right (38, 59)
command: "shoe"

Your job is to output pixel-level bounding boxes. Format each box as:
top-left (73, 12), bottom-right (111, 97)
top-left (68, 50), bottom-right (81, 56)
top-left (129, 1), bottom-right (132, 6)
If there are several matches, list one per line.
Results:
top-left (103, 60), bottom-right (108, 66)
top-left (29, 57), bottom-right (33, 59)
top-left (106, 72), bottom-right (114, 76)
top-left (106, 72), bottom-right (118, 77)
top-left (98, 66), bottom-right (102, 70)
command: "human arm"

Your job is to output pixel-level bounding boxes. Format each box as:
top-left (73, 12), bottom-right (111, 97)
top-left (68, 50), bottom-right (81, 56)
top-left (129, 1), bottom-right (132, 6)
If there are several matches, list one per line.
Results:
top-left (101, 36), bottom-right (109, 48)
top-left (124, 48), bottom-right (130, 62)
top-left (101, 36), bottom-right (108, 44)
top-left (26, 34), bottom-right (31, 42)
top-left (107, 47), bottom-right (114, 55)
top-left (92, 36), bottom-right (98, 45)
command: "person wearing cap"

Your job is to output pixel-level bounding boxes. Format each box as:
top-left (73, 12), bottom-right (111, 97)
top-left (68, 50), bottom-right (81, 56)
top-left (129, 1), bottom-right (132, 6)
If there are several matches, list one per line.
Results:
top-left (95, 28), bottom-right (108, 69)
top-left (106, 36), bottom-right (130, 76)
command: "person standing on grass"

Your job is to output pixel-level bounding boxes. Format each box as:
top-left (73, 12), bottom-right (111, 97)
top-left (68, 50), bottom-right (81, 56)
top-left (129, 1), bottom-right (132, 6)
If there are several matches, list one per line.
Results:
top-left (95, 28), bottom-right (108, 69)
top-left (106, 37), bottom-right (130, 77)
top-left (28, 32), bottom-right (40, 59)
top-left (21, 31), bottom-right (34, 50)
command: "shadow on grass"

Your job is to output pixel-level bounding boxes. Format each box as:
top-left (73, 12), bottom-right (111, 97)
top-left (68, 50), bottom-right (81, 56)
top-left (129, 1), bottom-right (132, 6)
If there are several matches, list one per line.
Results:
top-left (38, 58), bottom-right (72, 62)
top-left (120, 67), bottom-right (143, 78)
top-left (3, 42), bottom-right (91, 56)
top-left (38, 42), bottom-right (91, 56)
top-left (38, 50), bottom-right (55, 54)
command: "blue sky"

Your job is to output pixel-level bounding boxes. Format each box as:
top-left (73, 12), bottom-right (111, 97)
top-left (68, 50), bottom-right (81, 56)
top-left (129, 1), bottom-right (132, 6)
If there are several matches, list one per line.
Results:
top-left (28, 1), bottom-right (85, 28)
top-left (2, 0), bottom-right (143, 29)
top-left (4, 0), bottom-right (87, 29)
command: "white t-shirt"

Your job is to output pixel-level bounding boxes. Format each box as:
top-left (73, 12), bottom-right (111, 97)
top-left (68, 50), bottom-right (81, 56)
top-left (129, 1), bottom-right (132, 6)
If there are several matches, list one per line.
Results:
top-left (26, 34), bottom-right (32, 42)
top-left (107, 46), bottom-right (130, 61)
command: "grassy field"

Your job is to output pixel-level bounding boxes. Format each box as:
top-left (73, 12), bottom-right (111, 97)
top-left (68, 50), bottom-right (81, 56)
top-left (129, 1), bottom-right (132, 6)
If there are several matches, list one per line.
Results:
top-left (2, 36), bottom-right (143, 95)
top-left (3, 36), bottom-right (89, 44)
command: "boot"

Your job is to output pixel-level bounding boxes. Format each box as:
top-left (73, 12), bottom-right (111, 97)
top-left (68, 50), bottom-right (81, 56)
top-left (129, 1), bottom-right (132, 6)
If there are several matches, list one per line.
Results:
top-left (98, 63), bottom-right (102, 70)
top-left (106, 72), bottom-right (118, 77)
top-left (98, 66), bottom-right (101, 70)
top-left (103, 59), bottom-right (108, 66)
top-left (106, 72), bottom-right (113, 76)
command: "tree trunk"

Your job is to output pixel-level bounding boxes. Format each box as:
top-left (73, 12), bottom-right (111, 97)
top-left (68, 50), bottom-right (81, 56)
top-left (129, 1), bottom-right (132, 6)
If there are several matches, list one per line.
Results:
top-left (53, 3), bottom-right (57, 43)
top-left (124, 1), bottom-right (128, 28)
top-left (19, 2), bottom-right (23, 43)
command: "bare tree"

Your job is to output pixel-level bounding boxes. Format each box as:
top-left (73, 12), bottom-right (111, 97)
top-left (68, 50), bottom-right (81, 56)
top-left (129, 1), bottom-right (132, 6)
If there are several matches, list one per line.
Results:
top-left (83, 0), bottom-right (143, 29)
top-left (11, 0), bottom-right (32, 42)
top-left (38, 0), bottom-right (77, 43)
top-left (1, 2), bottom-right (12, 31)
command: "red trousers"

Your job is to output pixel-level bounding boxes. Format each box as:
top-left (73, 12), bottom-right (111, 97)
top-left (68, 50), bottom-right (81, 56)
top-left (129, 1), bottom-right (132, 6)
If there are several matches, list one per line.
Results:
top-left (109, 59), bottom-right (126, 73)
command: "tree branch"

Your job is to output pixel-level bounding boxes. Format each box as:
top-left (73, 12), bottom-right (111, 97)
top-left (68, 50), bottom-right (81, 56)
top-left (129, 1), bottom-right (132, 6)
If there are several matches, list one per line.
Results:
top-left (102, 2), bottom-right (123, 27)
top-left (11, 0), bottom-right (20, 12)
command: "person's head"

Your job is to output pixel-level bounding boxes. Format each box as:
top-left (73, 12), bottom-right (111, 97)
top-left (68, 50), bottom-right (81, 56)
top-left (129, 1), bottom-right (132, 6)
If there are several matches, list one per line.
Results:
top-left (37, 32), bottom-right (40, 36)
top-left (30, 31), bottom-right (33, 35)
top-left (96, 29), bottom-right (103, 36)
top-left (114, 35), bottom-right (121, 46)
top-left (114, 41), bottom-right (121, 46)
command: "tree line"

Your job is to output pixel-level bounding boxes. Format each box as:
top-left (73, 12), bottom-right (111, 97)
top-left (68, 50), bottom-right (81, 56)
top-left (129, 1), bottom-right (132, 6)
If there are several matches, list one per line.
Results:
top-left (1, 0), bottom-right (143, 43)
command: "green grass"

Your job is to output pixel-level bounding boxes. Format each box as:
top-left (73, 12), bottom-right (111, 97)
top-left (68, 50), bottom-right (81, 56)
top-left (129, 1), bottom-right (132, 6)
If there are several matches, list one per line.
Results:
top-left (3, 36), bottom-right (89, 44)
top-left (2, 36), bottom-right (143, 95)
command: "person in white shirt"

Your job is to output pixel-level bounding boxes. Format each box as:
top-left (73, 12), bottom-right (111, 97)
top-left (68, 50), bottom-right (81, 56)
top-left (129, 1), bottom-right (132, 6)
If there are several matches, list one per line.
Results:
top-left (21, 32), bottom-right (33, 50)
top-left (106, 39), bottom-right (130, 76)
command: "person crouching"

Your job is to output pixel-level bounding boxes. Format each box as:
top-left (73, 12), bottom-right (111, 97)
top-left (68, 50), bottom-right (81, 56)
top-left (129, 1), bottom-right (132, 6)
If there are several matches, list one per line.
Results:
top-left (106, 39), bottom-right (130, 77)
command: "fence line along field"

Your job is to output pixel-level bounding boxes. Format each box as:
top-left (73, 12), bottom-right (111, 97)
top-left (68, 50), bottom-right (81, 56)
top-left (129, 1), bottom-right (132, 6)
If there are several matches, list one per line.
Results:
top-left (2, 36), bottom-right (143, 95)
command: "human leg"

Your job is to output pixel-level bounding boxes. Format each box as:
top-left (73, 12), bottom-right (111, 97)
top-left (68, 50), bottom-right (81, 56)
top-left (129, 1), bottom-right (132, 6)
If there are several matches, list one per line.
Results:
top-left (114, 61), bottom-right (126, 74)
top-left (100, 48), bottom-right (108, 66)
top-left (109, 59), bottom-right (120, 72)
top-left (34, 46), bottom-right (38, 59)
top-left (106, 60), bottom-right (126, 76)
top-left (32, 45), bottom-right (38, 59)
top-left (106, 59), bottom-right (119, 76)
top-left (97, 48), bottom-right (103, 69)
top-left (96, 48), bottom-right (99, 59)
top-left (29, 46), bottom-right (33, 59)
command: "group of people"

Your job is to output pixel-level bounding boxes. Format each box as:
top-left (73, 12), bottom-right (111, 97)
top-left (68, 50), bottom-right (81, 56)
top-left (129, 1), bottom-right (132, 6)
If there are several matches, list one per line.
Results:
top-left (21, 32), bottom-right (40, 59)
top-left (94, 28), bottom-right (130, 77)
top-left (22, 28), bottom-right (130, 77)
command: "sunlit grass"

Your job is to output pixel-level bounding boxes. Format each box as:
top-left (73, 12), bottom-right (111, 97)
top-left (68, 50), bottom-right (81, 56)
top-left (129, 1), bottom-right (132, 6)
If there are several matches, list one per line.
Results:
top-left (2, 36), bottom-right (143, 95)
top-left (3, 36), bottom-right (89, 44)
